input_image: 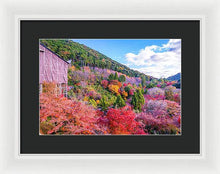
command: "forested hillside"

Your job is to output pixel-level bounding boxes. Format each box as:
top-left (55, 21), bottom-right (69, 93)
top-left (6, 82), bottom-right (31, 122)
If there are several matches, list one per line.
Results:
top-left (40, 39), bottom-right (153, 80)
top-left (167, 73), bottom-right (181, 81)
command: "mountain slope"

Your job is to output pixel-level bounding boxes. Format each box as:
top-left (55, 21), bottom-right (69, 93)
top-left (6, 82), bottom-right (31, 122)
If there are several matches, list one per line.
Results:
top-left (40, 39), bottom-right (153, 80)
top-left (167, 73), bottom-right (181, 81)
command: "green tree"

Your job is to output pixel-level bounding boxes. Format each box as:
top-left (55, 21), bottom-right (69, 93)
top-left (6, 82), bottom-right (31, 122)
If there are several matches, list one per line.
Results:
top-left (131, 92), bottom-right (139, 110)
top-left (146, 76), bottom-right (150, 81)
top-left (114, 94), bottom-right (126, 108)
top-left (141, 75), bottom-right (146, 87)
top-left (118, 75), bottom-right (126, 82)
top-left (137, 89), bottom-right (145, 105)
top-left (143, 88), bottom-right (148, 94)
top-left (114, 72), bottom-right (119, 80)
top-left (146, 82), bottom-right (156, 88)
top-left (100, 96), bottom-right (109, 111)
top-left (89, 99), bottom-right (97, 108)
top-left (124, 85), bottom-right (132, 93)
top-left (131, 89), bottom-right (145, 112)
top-left (108, 73), bottom-right (114, 81)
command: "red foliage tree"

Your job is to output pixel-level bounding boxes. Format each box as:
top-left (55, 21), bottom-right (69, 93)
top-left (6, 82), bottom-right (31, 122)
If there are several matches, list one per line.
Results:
top-left (104, 106), bottom-right (146, 135)
top-left (101, 80), bottom-right (109, 88)
top-left (136, 112), bottom-right (180, 134)
top-left (40, 93), bottom-right (108, 135)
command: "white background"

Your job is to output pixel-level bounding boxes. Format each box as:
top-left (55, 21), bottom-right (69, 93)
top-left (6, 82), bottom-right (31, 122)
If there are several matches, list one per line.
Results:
top-left (0, 0), bottom-right (220, 173)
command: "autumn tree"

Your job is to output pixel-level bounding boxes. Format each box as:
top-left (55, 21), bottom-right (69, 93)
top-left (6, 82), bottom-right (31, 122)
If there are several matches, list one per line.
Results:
top-left (108, 84), bottom-right (120, 95)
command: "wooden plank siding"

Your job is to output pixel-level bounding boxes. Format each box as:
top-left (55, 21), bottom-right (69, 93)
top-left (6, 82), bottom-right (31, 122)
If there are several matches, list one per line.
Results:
top-left (39, 43), bottom-right (69, 96)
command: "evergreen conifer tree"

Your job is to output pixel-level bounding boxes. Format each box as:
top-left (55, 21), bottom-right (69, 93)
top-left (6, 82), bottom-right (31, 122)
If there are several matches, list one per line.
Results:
top-left (137, 89), bottom-right (145, 105)
top-left (108, 73), bottom-right (114, 81)
top-left (131, 92), bottom-right (139, 110)
top-left (118, 75), bottom-right (126, 82)
top-left (100, 96), bottom-right (109, 111)
top-left (114, 72), bottom-right (119, 80)
top-left (141, 75), bottom-right (146, 87)
top-left (114, 94), bottom-right (126, 108)
top-left (131, 89), bottom-right (145, 112)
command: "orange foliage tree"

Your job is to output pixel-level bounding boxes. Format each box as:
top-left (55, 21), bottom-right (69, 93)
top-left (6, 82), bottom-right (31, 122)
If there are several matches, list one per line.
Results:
top-left (108, 84), bottom-right (120, 95)
top-left (40, 82), bottom-right (109, 135)
top-left (121, 90), bottom-right (128, 99)
top-left (42, 81), bottom-right (59, 96)
top-left (109, 80), bottom-right (122, 88)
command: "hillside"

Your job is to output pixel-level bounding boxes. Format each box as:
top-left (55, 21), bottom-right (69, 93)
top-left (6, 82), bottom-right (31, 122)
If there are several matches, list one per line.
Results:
top-left (40, 39), bottom-right (154, 80)
top-left (167, 73), bottom-right (181, 81)
top-left (39, 39), bottom-right (181, 135)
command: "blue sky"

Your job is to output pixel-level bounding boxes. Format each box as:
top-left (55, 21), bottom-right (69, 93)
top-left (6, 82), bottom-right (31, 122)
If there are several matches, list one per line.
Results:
top-left (72, 39), bottom-right (181, 78)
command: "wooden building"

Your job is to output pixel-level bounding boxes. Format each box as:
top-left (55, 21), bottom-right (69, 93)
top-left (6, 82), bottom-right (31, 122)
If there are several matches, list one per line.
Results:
top-left (39, 43), bottom-right (69, 96)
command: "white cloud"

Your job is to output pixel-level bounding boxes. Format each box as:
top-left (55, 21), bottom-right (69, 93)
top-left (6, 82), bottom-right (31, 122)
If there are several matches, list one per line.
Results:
top-left (125, 39), bottom-right (181, 78)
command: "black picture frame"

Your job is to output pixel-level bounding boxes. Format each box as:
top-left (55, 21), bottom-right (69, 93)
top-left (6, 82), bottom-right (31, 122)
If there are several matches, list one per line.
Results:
top-left (20, 20), bottom-right (200, 154)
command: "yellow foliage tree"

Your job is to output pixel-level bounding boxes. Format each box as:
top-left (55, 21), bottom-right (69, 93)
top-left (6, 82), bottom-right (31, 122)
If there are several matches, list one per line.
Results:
top-left (108, 84), bottom-right (120, 95)
top-left (121, 91), bottom-right (128, 99)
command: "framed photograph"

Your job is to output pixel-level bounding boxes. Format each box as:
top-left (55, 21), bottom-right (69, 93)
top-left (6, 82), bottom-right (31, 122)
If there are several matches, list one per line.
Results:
top-left (39, 38), bottom-right (182, 136)
top-left (1, 0), bottom-right (220, 174)
top-left (20, 20), bottom-right (199, 154)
